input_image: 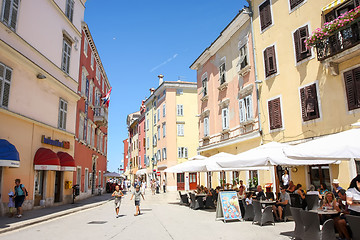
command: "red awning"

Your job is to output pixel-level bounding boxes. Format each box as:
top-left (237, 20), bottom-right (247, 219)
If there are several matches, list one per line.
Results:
top-left (57, 152), bottom-right (76, 172)
top-left (34, 148), bottom-right (61, 171)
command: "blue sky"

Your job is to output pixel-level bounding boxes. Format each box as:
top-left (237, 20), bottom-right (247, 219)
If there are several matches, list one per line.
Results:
top-left (84, 0), bottom-right (248, 172)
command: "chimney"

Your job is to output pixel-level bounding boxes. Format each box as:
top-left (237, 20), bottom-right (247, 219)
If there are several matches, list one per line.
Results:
top-left (158, 74), bottom-right (164, 86)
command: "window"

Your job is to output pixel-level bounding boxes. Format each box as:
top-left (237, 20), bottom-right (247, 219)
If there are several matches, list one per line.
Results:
top-left (294, 25), bottom-right (311, 63)
top-left (263, 45), bottom-right (277, 77)
top-left (289, 0), bottom-right (305, 10)
top-left (202, 77), bottom-right (208, 97)
top-left (89, 83), bottom-right (93, 105)
top-left (87, 122), bottom-right (91, 144)
top-left (219, 62), bottom-right (226, 85)
top-left (222, 108), bottom-right (229, 130)
top-left (239, 44), bottom-right (248, 70)
top-left (176, 89), bottom-right (183, 95)
top-left (177, 124), bottom-right (184, 136)
top-left (153, 135), bottom-right (157, 146)
top-left (78, 115), bottom-right (84, 140)
top-left (162, 148), bottom-right (167, 160)
top-left (84, 169), bottom-right (89, 192)
top-left (163, 104), bottom-right (166, 117)
top-left (96, 66), bottom-right (101, 82)
top-left (104, 137), bottom-right (107, 154)
top-left (177, 104), bottom-right (184, 116)
top-left (0, 62), bottom-right (12, 108)
top-left (91, 126), bottom-right (95, 147)
top-left (81, 71), bottom-right (87, 95)
top-left (239, 95), bottom-right (253, 123)
top-left (154, 113), bottom-right (157, 125)
top-left (178, 147), bottom-right (188, 158)
top-left (344, 67), bottom-right (360, 111)
top-left (96, 131), bottom-right (100, 149)
top-left (138, 156), bottom-right (141, 166)
top-left (204, 117), bottom-right (209, 137)
top-left (83, 38), bottom-right (88, 56)
top-left (99, 134), bottom-right (103, 152)
top-left (58, 99), bottom-right (67, 130)
top-left (259, 0), bottom-right (272, 31)
top-left (1, 0), bottom-right (19, 31)
top-left (300, 83), bottom-right (320, 121)
top-left (76, 167), bottom-right (81, 186)
top-left (61, 38), bottom-right (71, 74)
top-left (162, 123), bottom-right (166, 137)
top-left (91, 52), bottom-right (94, 69)
top-left (268, 97), bottom-right (282, 130)
top-left (156, 150), bottom-right (161, 161)
top-left (157, 109), bottom-right (160, 121)
top-left (94, 89), bottom-right (101, 106)
top-left (146, 119), bottom-right (149, 130)
top-left (65, 0), bottom-right (74, 22)
top-left (157, 126), bottom-right (161, 140)
top-left (101, 78), bottom-right (104, 92)
top-left (355, 160), bottom-right (360, 175)
top-left (146, 137), bottom-right (149, 149)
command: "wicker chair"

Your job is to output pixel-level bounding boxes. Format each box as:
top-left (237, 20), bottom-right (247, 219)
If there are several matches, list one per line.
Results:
top-left (242, 199), bottom-right (254, 221)
top-left (346, 215), bottom-right (360, 240)
top-left (252, 200), bottom-right (275, 226)
top-left (300, 210), bottom-right (336, 240)
top-left (305, 194), bottom-right (319, 210)
top-left (290, 207), bottom-right (304, 240)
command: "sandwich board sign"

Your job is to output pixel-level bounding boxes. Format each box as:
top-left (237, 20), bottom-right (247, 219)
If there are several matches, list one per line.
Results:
top-left (216, 191), bottom-right (242, 222)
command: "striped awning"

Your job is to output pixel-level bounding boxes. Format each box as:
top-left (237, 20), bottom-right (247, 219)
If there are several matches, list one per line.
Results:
top-left (322, 0), bottom-right (347, 13)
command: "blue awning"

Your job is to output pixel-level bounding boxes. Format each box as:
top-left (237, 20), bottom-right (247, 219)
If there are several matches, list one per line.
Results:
top-left (0, 139), bottom-right (20, 167)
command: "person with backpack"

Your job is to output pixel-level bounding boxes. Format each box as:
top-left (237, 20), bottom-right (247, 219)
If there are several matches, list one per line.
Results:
top-left (13, 179), bottom-right (28, 218)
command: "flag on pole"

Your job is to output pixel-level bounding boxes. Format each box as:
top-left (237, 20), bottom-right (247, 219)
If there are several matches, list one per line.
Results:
top-left (101, 87), bottom-right (112, 107)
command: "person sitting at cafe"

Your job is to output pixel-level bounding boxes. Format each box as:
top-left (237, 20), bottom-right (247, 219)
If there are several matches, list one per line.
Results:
top-left (307, 184), bottom-right (322, 199)
top-left (286, 181), bottom-right (296, 193)
top-left (295, 184), bottom-right (307, 209)
top-left (238, 180), bottom-right (246, 199)
top-left (346, 174), bottom-right (360, 216)
top-left (272, 186), bottom-right (290, 221)
top-left (255, 185), bottom-right (265, 200)
top-left (334, 189), bottom-right (351, 240)
top-left (322, 192), bottom-right (341, 211)
top-left (318, 183), bottom-right (329, 196)
top-left (332, 179), bottom-right (343, 198)
top-left (245, 192), bottom-right (253, 205)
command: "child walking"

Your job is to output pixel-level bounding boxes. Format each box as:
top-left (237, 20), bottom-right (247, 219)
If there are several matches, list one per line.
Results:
top-left (8, 190), bottom-right (15, 217)
top-left (111, 185), bottom-right (124, 218)
top-left (130, 185), bottom-right (145, 216)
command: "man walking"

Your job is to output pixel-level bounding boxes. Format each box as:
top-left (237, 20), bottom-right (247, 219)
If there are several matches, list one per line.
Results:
top-left (162, 179), bottom-right (166, 193)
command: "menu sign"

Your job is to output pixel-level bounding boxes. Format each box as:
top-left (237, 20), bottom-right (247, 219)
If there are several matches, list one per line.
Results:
top-left (216, 191), bottom-right (241, 222)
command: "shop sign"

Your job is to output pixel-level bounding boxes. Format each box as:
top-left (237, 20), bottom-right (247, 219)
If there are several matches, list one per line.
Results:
top-left (41, 135), bottom-right (70, 149)
top-left (157, 171), bottom-right (160, 176)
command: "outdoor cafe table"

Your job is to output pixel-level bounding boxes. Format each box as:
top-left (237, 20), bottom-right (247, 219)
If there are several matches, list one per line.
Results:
top-left (260, 200), bottom-right (276, 205)
top-left (195, 194), bottom-right (207, 198)
top-left (309, 209), bottom-right (339, 215)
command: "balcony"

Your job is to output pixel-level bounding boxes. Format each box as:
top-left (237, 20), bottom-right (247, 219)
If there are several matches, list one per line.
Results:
top-left (315, 19), bottom-right (360, 62)
top-left (94, 106), bottom-right (108, 126)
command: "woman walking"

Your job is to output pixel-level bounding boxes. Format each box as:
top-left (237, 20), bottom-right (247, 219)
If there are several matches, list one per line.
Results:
top-left (112, 185), bottom-right (124, 218)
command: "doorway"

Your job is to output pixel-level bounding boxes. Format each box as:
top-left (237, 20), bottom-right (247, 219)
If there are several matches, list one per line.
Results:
top-left (207, 172), bottom-right (212, 189)
top-left (84, 168), bottom-right (89, 192)
top-left (34, 170), bottom-right (45, 206)
top-left (309, 165), bottom-right (330, 189)
top-left (54, 171), bottom-right (62, 203)
top-left (177, 173), bottom-right (185, 190)
top-left (189, 172), bottom-right (197, 190)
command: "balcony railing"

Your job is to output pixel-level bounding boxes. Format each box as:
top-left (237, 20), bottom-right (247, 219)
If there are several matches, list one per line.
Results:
top-left (315, 19), bottom-right (360, 61)
top-left (94, 106), bottom-right (108, 126)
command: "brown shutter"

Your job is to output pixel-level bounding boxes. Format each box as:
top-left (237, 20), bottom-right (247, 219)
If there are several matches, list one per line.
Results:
top-left (268, 100), bottom-right (274, 130)
top-left (344, 70), bottom-right (357, 110)
top-left (354, 67), bottom-right (360, 107)
top-left (259, 3), bottom-right (266, 30)
top-left (268, 46), bottom-right (277, 74)
top-left (260, 0), bottom-right (272, 31)
top-left (294, 29), bottom-right (301, 63)
top-left (300, 87), bottom-right (307, 121)
top-left (264, 48), bottom-right (269, 77)
top-left (299, 26), bottom-right (309, 54)
top-left (290, 0), bottom-right (305, 10)
top-left (273, 98), bottom-right (282, 129)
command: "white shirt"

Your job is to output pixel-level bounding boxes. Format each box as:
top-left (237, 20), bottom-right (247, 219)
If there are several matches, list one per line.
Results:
top-left (282, 174), bottom-right (289, 186)
top-left (346, 187), bottom-right (360, 213)
top-left (307, 191), bottom-right (320, 196)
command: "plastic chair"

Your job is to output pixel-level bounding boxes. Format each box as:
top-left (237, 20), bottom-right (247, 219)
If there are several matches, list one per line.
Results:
top-left (205, 196), bottom-right (215, 208)
top-left (189, 193), bottom-right (195, 209)
top-left (305, 194), bottom-right (319, 210)
top-left (346, 215), bottom-right (360, 240)
top-left (242, 199), bottom-right (254, 221)
top-left (300, 210), bottom-right (336, 240)
top-left (290, 207), bottom-right (304, 240)
top-left (252, 200), bottom-right (274, 226)
top-left (179, 191), bottom-right (189, 206)
top-left (283, 204), bottom-right (292, 222)
top-left (290, 193), bottom-right (302, 208)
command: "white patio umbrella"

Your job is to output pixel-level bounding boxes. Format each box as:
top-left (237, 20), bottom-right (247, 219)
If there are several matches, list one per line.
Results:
top-left (217, 142), bottom-right (339, 168)
top-left (189, 155), bottom-right (207, 161)
top-left (164, 159), bottom-right (208, 173)
top-left (284, 128), bottom-right (360, 160)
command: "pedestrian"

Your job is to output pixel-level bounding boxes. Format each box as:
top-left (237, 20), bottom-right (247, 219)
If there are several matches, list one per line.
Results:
top-left (8, 190), bottom-right (15, 217)
top-left (151, 179), bottom-right (156, 195)
top-left (162, 179), bottom-right (166, 193)
top-left (13, 179), bottom-right (28, 218)
top-left (156, 178), bottom-right (160, 194)
top-left (111, 185), bottom-right (124, 218)
top-left (282, 170), bottom-right (289, 189)
top-left (130, 185), bottom-right (145, 216)
top-left (141, 180), bottom-right (146, 195)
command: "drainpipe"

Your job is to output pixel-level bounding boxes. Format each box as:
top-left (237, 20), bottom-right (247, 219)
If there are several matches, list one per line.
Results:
top-left (245, 1), bottom-right (263, 138)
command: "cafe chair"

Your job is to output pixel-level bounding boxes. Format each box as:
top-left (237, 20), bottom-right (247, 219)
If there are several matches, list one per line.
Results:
top-left (242, 199), bottom-right (254, 221)
top-left (266, 192), bottom-right (275, 200)
top-left (305, 194), bottom-right (319, 210)
top-left (189, 193), bottom-right (204, 210)
top-left (252, 200), bottom-right (275, 226)
top-left (290, 207), bottom-right (304, 240)
top-left (283, 204), bottom-right (292, 222)
top-left (346, 215), bottom-right (360, 240)
top-left (205, 196), bottom-right (215, 208)
top-left (290, 194), bottom-right (302, 208)
top-left (179, 191), bottom-right (189, 206)
top-left (188, 193), bottom-right (195, 209)
top-left (300, 210), bottom-right (336, 240)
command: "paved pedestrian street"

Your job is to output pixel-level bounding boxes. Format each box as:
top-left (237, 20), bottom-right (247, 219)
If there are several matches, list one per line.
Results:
top-left (0, 191), bottom-right (294, 240)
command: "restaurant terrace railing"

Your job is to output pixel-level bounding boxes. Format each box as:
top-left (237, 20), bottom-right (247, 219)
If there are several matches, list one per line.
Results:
top-left (315, 18), bottom-right (360, 61)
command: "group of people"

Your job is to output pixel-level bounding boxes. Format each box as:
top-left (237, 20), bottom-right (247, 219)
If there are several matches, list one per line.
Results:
top-left (150, 179), bottom-right (166, 195)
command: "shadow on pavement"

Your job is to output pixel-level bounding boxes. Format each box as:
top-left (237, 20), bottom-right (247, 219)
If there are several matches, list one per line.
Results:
top-left (0, 193), bottom-right (113, 230)
top-left (279, 231), bottom-right (294, 237)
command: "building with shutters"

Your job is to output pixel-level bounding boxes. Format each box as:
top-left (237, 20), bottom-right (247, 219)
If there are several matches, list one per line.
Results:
top-left (122, 138), bottom-right (129, 175)
top-left (126, 111), bottom-right (140, 183)
top-left (249, 0), bottom-right (360, 189)
top-left (73, 22), bottom-right (110, 199)
top-left (190, 10), bottom-right (272, 190)
top-left (0, 0), bottom-right (86, 215)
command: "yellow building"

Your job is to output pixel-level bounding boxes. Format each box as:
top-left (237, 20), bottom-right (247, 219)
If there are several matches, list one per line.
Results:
top-left (126, 111), bottom-right (140, 183)
top-left (249, 0), bottom-right (360, 189)
top-left (144, 76), bottom-right (199, 191)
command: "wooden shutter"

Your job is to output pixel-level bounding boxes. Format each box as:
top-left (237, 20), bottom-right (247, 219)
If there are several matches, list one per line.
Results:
top-left (263, 48), bottom-right (269, 77)
top-left (294, 29), bottom-right (301, 63)
top-left (294, 26), bottom-right (311, 62)
top-left (299, 26), bottom-right (309, 54)
top-left (259, 0), bottom-right (272, 31)
top-left (300, 88), bottom-right (307, 121)
top-left (265, 46), bottom-right (277, 77)
top-left (290, 0), bottom-right (304, 10)
top-left (344, 69), bottom-right (358, 110)
top-left (268, 98), bottom-right (282, 130)
top-left (268, 100), bottom-right (274, 129)
top-left (301, 84), bottom-right (320, 121)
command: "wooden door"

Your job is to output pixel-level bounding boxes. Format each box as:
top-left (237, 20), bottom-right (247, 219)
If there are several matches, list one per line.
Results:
top-left (54, 171), bottom-right (62, 202)
top-left (189, 173), bottom-right (197, 190)
top-left (177, 173), bottom-right (185, 190)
